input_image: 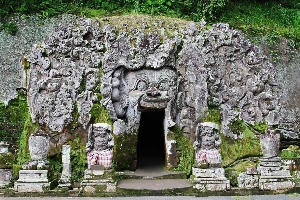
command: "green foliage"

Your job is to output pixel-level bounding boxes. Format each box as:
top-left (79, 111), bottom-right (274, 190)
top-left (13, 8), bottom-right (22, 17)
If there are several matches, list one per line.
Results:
top-left (281, 145), bottom-right (300, 159)
top-left (0, 92), bottom-right (30, 155)
top-left (220, 0), bottom-right (300, 47)
top-left (0, 152), bottom-right (13, 169)
top-left (48, 151), bottom-right (63, 189)
top-left (221, 119), bottom-right (262, 167)
top-left (69, 138), bottom-right (87, 182)
top-left (202, 108), bottom-right (221, 126)
top-left (170, 126), bottom-right (194, 176)
top-left (249, 121), bottom-right (269, 134)
top-left (0, 0), bottom-right (228, 22)
top-left (113, 133), bottom-right (138, 171)
top-left (90, 102), bottom-right (113, 127)
top-left (225, 160), bottom-right (257, 187)
top-left (12, 164), bottom-right (22, 180)
top-left (16, 112), bottom-right (39, 165)
top-left (0, 22), bottom-right (18, 35)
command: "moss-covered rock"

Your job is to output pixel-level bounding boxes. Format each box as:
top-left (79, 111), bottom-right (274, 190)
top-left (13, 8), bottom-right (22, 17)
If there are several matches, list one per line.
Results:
top-left (113, 133), bottom-right (138, 171)
top-left (281, 145), bottom-right (300, 159)
top-left (170, 126), bottom-right (194, 176)
top-left (221, 118), bottom-right (262, 167)
top-left (225, 160), bottom-right (258, 187)
top-left (0, 152), bottom-right (13, 169)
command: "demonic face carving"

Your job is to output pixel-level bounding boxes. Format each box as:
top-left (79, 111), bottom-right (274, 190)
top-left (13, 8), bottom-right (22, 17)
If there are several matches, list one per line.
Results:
top-left (193, 122), bottom-right (222, 167)
top-left (86, 123), bottom-right (114, 152)
top-left (124, 67), bottom-right (178, 110)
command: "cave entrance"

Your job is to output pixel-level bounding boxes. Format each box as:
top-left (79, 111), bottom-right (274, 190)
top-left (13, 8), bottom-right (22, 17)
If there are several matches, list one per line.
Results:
top-left (137, 111), bottom-right (166, 169)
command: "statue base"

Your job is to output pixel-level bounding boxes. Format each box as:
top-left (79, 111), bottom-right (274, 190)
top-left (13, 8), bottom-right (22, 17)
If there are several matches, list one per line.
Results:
top-left (0, 169), bottom-right (12, 187)
top-left (14, 170), bottom-right (49, 192)
top-left (81, 168), bottom-right (116, 193)
top-left (191, 167), bottom-right (230, 191)
top-left (258, 157), bottom-right (295, 190)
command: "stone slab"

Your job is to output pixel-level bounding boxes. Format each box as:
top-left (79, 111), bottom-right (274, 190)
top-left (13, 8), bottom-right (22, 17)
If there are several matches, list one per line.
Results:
top-left (193, 182), bottom-right (230, 191)
top-left (0, 169), bottom-right (12, 187)
top-left (117, 179), bottom-right (191, 190)
top-left (259, 179), bottom-right (295, 190)
top-left (18, 170), bottom-right (48, 182)
top-left (14, 182), bottom-right (49, 192)
top-left (192, 167), bottom-right (225, 178)
top-left (237, 172), bottom-right (259, 189)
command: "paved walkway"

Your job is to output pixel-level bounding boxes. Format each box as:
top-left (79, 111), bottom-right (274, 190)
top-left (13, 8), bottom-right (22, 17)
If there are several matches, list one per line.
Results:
top-left (1, 194), bottom-right (300, 200)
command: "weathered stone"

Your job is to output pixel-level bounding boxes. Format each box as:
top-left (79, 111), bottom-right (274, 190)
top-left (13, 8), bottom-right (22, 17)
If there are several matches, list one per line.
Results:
top-left (193, 122), bottom-right (222, 168)
top-left (0, 169), bottom-right (12, 187)
top-left (113, 119), bottom-right (127, 135)
top-left (260, 128), bottom-right (280, 158)
top-left (28, 131), bottom-right (50, 161)
top-left (14, 170), bottom-right (49, 192)
top-left (0, 142), bottom-right (9, 153)
top-left (238, 172), bottom-right (259, 188)
top-left (86, 123), bottom-right (114, 169)
top-left (58, 145), bottom-right (72, 188)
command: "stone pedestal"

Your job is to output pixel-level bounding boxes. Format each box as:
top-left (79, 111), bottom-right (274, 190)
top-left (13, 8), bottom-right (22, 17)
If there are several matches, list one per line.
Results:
top-left (0, 169), bottom-right (12, 187)
top-left (14, 170), bottom-right (50, 192)
top-left (58, 145), bottom-right (72, 188)
top-left (238, 168), bottom-right (259, 188)
top-left (192, 167), bottom-right (230, 191)
top-left (81, 167), bottom-right (116, 194)
top-left (258, 157), bottom-right (295, 190)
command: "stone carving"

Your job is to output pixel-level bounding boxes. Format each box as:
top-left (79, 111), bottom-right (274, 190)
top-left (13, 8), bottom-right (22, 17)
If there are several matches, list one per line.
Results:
top-left (193, 122), bottom-right (222, 168)
top-left (192, 122), bottom-right (230, 191)
top-left (86, 123), bottom-right (114, 169)
top-left (58, 145), bottom-right (72, 188)
top-left (260, 128), bottom-right (280, 158)
top-left (237, 168), bottom-right (259, 189)
top-left (23, 130), bottom-right (50, 170)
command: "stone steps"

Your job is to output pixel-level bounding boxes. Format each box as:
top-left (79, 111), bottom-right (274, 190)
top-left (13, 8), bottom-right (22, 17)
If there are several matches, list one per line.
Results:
top-left (117, 179), bottom-right (192, 195)
top-left (119, 170), bottom-right (187, 180)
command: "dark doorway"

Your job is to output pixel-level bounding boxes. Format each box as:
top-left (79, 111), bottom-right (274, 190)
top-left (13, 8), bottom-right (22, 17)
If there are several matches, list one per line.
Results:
top-left (137, 111), bottom-right (165, 169)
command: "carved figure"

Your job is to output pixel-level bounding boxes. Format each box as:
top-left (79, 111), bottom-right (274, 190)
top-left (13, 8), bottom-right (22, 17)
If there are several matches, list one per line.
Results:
top-left (86, 123), bottom-right (114, 169)
top-left (193, 122), bottom-right (222, 167)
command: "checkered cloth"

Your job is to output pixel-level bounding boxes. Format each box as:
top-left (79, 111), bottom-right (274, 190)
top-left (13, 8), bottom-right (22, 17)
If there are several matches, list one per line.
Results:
top-left (196, 149), bottom-right (222, 165)
top-left (87, 148), bottom-right (113, 169)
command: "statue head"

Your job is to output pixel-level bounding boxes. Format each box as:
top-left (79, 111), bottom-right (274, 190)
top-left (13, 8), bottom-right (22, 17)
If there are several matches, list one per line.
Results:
top-left (86, 123), bottom-right (114, 152)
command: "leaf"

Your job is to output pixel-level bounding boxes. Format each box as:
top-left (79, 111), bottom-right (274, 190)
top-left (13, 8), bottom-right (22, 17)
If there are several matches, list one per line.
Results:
top-left (166, 1), bottom-right (171, 6)
top-left (147, 0), bottom-right (152, 5)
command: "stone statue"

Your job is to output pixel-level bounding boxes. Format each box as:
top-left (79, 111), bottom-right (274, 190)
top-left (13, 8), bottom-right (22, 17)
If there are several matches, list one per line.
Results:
top-left (193, 122), bottom-right (222, 168)
top-left (86, 123), bottom-right (114, 169)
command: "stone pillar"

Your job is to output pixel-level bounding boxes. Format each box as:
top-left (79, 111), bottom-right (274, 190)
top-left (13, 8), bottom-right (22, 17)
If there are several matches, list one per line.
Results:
top-left (58, 145), bottom-right (72, 188)
top-left (0, 142), bottom-right (13, 187)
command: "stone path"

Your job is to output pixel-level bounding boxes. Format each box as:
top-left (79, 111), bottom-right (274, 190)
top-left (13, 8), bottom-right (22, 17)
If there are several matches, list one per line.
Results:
top-left (117, 179), bottom-right (191, 190)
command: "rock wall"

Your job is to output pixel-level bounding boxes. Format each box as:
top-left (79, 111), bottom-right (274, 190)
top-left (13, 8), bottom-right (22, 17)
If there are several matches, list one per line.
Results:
top-left (0, 14), bottom-right (299, 142)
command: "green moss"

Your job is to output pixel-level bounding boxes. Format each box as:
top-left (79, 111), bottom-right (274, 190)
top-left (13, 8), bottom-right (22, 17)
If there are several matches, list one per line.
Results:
top-left (202, 108), bottom-right (221, 127)
top-left (0, 91), bottom-right (28, 152)
top-left (0, 152), bottom-right (13, 169)
top-left (281, 145), bottom-right (300, 159)
top-left (48, 151), bottom-right (63, 189)
top-left (170, 126), bottom-right (194, 176)
top-left (113, 133), bottom-right (138, 171)
top-left (69, 138), bottom-right (87, 182)
top-left (72, 103), bottom-right (79, 127)
top-left (249, 122), bottom-right (269, 134)
top-left (21, 56), bottom-right (30, 70)
top-left (225, 160), bottom-right (258, 187)
top-left (12, 164), bottom-right (22, 180)
top-left (90, 102), bottom-right (113, 127)
top-left (221, 120), bottom-right (262, 167)
top-left (16, 112), bottom-right (39, 165)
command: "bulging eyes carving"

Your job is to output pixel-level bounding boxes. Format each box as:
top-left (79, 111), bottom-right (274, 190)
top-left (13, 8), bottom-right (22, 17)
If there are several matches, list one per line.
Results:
top-left (158, 80), bottom-right (170, 91)
top-left (136, 80), bottom-right (148, 91)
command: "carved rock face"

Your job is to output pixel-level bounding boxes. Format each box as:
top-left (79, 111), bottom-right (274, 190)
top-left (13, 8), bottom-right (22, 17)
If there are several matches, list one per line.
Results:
top-left (86, 123), bottom-right (114, 152)
top-left (124, 67), bottom-right (177, 111)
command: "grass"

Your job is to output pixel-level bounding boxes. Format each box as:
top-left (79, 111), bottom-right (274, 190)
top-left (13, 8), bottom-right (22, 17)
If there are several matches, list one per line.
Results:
top-left (220, 0), bottom-right (300, 47)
